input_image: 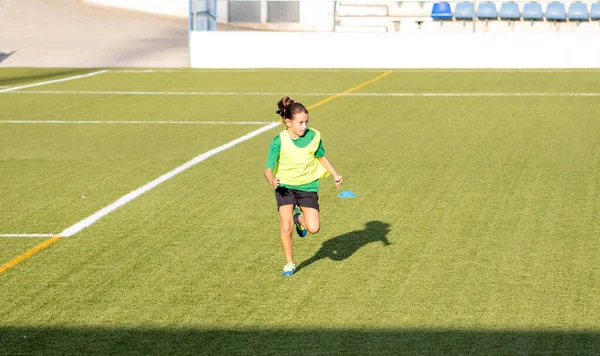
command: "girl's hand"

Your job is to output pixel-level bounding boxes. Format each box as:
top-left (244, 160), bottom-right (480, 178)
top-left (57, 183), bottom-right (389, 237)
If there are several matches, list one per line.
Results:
top-left (334, 175), bottom-right (343, 189)
top-left (271, 178), bottom-right (280, 188)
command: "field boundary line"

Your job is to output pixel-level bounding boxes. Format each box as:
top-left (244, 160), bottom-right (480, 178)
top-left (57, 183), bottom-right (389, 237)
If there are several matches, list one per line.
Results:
top-left (0, 234), bottom-right (54, 238)
top-left (0, 70), bottom-right (393, 274)
top-left (0, 237), bottom-right (62, 274)
top-left (12, 90), bottom-right (331, 96)
top-left (108, 69), bottom-right (392, 73)
top-left (308, 70), bottom-right (392, 109)
top-left (11, 90), bottom-right (600, 97)
top-left (0, 71), bottom-right (108, 94)
top-left (59, 122), bottom-right (279, 237)
top-left (0, 120), bottom-right (274, 125)
top-left (106, 69), bottom-right (600, 73)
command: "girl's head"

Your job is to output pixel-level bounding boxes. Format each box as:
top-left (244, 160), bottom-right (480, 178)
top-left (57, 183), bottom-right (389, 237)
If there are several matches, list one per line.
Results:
top-left (276, 96), bottom-right (309, 137)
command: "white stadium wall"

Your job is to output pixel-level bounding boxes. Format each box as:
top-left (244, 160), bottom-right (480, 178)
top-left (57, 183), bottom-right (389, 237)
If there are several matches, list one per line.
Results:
top-left (82, 0), bottom-right (600, 68)
top-left (189, 32), bottom-right (600, 68)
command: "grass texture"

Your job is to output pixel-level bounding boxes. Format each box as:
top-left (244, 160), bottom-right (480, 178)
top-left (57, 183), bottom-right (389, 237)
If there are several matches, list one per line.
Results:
top-left (1, 68), bottom-right (600, 355)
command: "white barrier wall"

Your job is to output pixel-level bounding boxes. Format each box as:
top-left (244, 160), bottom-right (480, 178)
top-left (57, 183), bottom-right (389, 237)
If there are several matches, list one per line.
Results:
top-left (190, 32), bottom-right (600, 68)
top-left (84, 0), bottom-right (188, 17)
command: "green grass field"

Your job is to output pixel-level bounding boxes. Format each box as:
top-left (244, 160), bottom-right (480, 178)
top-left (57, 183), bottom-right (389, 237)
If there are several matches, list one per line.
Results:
top-left (1, 68), bottom-right (600, 355)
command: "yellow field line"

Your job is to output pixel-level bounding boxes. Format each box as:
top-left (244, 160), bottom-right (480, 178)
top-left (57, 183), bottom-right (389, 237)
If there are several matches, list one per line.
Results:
top-left (307, 70), bottom-right (393, 110)
top-left (1, 70), bottom-right (393, 276)
top-left (0, 236), bottom-right (62, 274)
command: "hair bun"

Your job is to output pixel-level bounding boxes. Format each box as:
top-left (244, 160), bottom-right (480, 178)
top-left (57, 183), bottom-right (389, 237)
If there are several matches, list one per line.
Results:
top-left (276, 96), bottom-right (294, 118)
top-left (276, 96), bottom-right (307, 121)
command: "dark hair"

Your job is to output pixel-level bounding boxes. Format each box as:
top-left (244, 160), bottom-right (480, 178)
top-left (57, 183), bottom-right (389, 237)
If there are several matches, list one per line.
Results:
top-left (276, 96), bottom-right (308, 122)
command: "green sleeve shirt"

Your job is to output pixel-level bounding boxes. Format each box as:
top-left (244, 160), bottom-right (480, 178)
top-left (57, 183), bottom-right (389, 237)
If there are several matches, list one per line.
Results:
top-left (265, 128), bottom-right (326, 192)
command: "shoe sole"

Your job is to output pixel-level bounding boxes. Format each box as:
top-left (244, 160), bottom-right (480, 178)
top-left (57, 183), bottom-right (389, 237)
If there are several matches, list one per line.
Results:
top-left (296, 226), bottom-right (307, 238)
top-left (294, 212), bottom-right (307, 238)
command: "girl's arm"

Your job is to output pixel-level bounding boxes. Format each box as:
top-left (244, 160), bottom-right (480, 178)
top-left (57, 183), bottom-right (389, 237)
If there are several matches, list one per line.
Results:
top-left (264, 168), bottom-right (280, 188)
top-left (318, 156), bottom-right (343, 189)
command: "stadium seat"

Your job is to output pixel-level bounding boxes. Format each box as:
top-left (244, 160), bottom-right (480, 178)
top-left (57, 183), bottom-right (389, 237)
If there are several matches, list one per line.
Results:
top-left (589, 2), bottom-right (600, 20)
top-left (476, 2), bottom-right (498, 19)
top-left (499, 2), bottom-right (521, 20)
top-left (567, 2), bottom-right (589, 20)
top-left (431, 1), bottom-right (453, 19)
top-left (454, 1), bottom-right (474, 20)
top-left (521, 2), bottom-right (543, 20)
top-left (545, 2), bottom-right (567, 21)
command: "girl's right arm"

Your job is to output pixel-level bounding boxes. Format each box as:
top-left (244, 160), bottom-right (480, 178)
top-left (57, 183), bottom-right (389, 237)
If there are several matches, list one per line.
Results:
top-left (318, 156), bottom-right (343, 189)
top-left (265, 135), bottom-right (281, 188)
top-left (264, 168), bottom-right (280, 188)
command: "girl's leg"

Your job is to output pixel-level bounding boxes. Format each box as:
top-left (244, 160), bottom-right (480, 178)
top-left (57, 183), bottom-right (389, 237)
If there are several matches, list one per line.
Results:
top-left (297, 207), bottom-right (320, 234)
top-left (279, 204), bottom-right (295, 263)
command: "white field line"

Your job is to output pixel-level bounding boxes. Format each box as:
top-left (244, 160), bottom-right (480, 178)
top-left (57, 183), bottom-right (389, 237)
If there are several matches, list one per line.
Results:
top-left (107, 69), bottom-right (392, 73)
top-left (13, 90), bottom-right (303, 96)
top-left (59, 122), bottom-right (280, 237)
top-left (0, 120), bottom-right (273, 125)
top-left (0, 70), bottom-right (108, 93)
top-left (9, 90), bottom-right (600, 97)
top-left (106, 69), bottom-right (600, 74)
top-left (0, 234), bottom-right (54, 238)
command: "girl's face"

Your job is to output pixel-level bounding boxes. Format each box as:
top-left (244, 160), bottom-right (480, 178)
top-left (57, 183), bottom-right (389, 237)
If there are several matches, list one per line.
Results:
top-left (286, 112), bottom-right (309, 138)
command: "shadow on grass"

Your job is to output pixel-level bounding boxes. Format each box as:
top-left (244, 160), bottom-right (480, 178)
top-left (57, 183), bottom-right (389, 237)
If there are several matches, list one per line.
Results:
top-left (296, 220), bottom-right (391, 273)
top-left (1, 327), bottom-right (600, 355)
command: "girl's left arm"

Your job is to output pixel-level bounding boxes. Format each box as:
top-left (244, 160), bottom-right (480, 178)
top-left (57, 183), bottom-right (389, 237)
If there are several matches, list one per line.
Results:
top-left (318, 156), bottom-right (343, 189)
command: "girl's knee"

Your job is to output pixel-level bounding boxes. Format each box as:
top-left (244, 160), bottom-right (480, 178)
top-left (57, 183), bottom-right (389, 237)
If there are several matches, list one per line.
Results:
top-left (306, 223), bottom-right (320, 234)
top-left (280, 221), bottom-right (293, 235)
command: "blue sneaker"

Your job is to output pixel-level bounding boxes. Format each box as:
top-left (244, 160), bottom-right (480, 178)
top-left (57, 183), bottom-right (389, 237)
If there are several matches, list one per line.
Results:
top-left (282, 262), bottom-right (296, 276)
top-left (293, 206), bottom-right (308, 238)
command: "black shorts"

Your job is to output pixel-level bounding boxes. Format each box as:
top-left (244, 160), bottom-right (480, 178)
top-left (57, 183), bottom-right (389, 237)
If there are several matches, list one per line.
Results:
top-left (274, 187), bottom-right (320, 211)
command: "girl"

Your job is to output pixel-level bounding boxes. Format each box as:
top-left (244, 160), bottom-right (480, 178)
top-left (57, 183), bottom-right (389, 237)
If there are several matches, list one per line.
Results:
top-left (264, 96), bottom-right (343, 276)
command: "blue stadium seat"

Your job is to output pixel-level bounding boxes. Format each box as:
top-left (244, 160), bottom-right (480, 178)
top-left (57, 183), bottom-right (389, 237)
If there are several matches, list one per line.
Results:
top-left (521, 2), bottom-right (543, 20)
top-left (476, 2), bottom-right (498, 19)
top-left (568, 2), bottom-right (589, 20)
top-left (431, 2), bottom-right (453, 20)
top-left (545, 2), bottom-right (567, 20)
top-left (499, 2), bottom-right (521, 20)
top-left (589, 2), bottom-right (600, 20)
top-left (454, 1), bottom-right (474, 20)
